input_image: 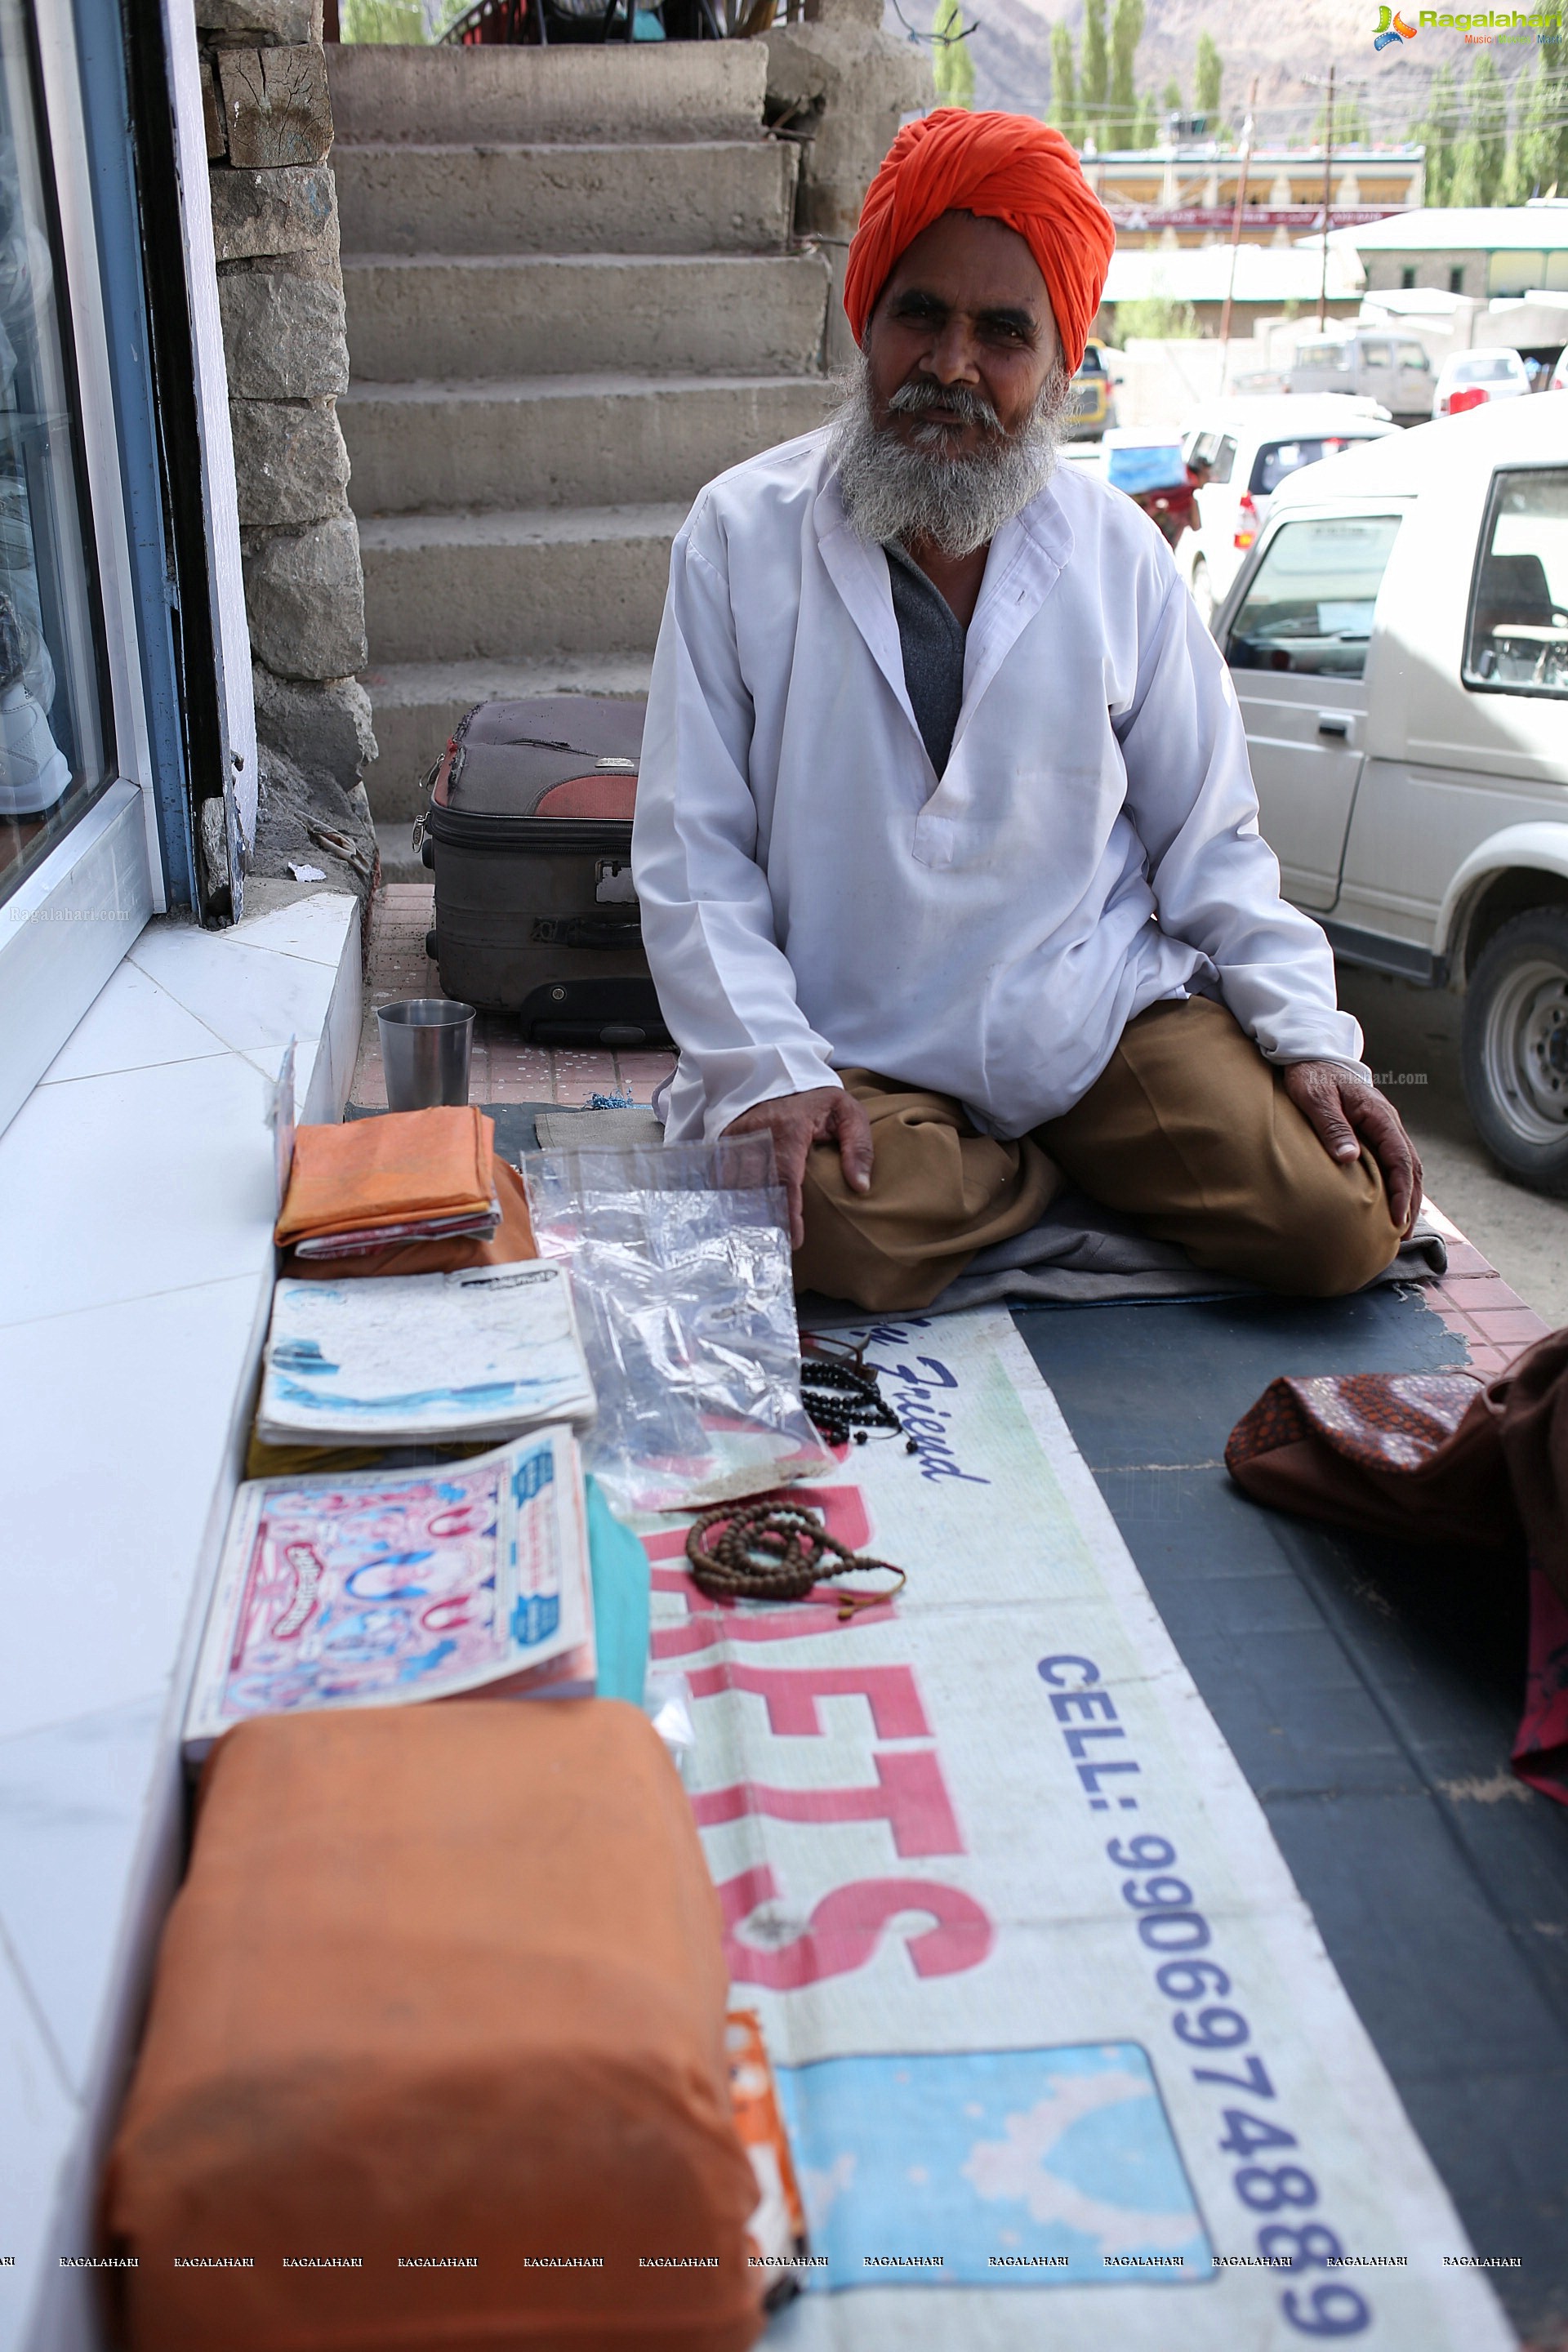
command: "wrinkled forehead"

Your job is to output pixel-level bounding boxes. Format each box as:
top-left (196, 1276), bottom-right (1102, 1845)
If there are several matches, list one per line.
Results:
top-left (874, 210), bottom-right (1055, 332)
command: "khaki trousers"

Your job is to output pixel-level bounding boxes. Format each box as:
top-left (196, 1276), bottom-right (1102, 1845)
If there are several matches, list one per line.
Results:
top-left (795, 997), bottom-right (1403, 1313)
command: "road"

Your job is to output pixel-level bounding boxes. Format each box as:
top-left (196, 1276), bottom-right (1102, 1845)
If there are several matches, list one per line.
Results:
top-left (1339, 962), bottom-right (1568, 1328)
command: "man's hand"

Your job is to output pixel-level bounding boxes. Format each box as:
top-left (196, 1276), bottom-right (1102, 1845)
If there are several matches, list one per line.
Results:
top-left (724, 1086), bottom-right (874, 1250)
top-left (1284, 1062), bottom-right (1423, 1238)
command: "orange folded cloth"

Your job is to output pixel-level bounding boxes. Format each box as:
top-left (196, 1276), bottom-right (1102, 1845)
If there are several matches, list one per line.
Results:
top-left (274, 1107), bottom-right (494, 1250)
top-left (280, 1154), bottom-right (536, 1281)
top-left (100, 1704), bottom-right (764, 2352)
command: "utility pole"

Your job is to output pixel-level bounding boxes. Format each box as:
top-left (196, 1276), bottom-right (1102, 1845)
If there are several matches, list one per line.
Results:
top-left (1317, 61), bottom-right (1335, 330)
top-left (1218, 75), bottom-right (1259, 388)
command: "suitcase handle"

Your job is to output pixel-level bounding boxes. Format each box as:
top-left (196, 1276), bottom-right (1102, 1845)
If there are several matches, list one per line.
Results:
top-left (530, 915), bottom-right (643, 950)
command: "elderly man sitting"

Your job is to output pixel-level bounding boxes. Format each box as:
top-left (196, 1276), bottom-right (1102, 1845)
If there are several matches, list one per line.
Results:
top-left (632, 109), bottom-right (1420, 1313)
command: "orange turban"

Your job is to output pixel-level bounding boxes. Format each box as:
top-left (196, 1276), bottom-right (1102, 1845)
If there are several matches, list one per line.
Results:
top-left (843, 109), bottom-right (1116, 377)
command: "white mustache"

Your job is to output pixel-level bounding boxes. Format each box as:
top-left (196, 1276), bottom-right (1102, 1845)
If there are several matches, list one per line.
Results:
top-left (889, 379), bottom-right (1004, 435)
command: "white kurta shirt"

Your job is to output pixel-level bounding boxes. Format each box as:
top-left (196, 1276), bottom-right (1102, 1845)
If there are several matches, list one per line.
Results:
top-left (632, 426), bottom-right (1366, 1145)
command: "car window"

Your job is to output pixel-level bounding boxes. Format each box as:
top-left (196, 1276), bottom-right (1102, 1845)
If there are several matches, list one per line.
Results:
top-left (1464, 466), bottom-right (1568, 698)
top-left (1397, 341), bottom-right (1431, 370)
top-left (1295, 340), bottom-right (1348, 370)
top-left (1359, 341), bottom-right (1392, 369)
top-left (1208, 435), bottom-right (1236, 485)
top-left (1226, 514), bottom-right (1402, 680)
top-left (1076, 345), bottom-right (1104, 377)
top-left (1249, 436), bottom-right (1356, 497)
top-left (1454, 352), bottom-right (1521, 383)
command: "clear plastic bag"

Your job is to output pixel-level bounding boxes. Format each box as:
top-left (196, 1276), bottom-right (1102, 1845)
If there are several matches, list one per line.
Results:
top-left (523, 1136), bottom-right (830, 1515)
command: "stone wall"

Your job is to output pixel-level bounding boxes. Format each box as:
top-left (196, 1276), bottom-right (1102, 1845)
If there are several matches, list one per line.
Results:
top-left (194, 0), bottom-right (377, 873)
top-left (764, 0), bottom-right (932, 371)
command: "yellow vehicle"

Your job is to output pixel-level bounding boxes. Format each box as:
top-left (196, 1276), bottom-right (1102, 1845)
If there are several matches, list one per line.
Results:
top-left (1064, 337), bottom-right (1120, 441)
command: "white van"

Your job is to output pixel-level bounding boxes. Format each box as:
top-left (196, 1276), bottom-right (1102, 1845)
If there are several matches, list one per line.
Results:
top-left (1287, 330), bottom-right (1437, 425)
top-left (1178, 396), bottom-right (1397, 624)
top-left (1212, 396), bottom-right (1568, 1192)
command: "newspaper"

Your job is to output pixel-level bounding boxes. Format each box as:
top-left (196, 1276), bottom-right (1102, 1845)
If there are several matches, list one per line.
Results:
top-left (638, 1308), bottom-right (1514, 2350)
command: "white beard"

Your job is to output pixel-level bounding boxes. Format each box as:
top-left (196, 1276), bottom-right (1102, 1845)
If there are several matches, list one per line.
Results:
top-left (830, 349), bottom-right (1070, 560)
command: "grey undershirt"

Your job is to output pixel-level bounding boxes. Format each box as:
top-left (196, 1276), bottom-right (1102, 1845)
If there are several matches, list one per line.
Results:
top-left (884, 540), bottom-right (966, 777)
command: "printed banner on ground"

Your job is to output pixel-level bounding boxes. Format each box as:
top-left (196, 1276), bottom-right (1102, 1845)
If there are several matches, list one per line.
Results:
top-left (638, 1307), bottom-right (1515, 2350)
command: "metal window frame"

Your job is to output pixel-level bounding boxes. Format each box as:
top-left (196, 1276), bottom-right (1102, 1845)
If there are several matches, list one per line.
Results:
top-left (0, 0), bottom-right (256, 1136)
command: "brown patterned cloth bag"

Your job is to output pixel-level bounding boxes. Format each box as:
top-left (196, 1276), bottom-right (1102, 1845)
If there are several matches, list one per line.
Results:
top-left (1225, 1331), bottom-right (1568, 1802)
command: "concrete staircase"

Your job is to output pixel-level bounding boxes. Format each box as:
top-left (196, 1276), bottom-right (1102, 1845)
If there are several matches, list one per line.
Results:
top-left (327, 42), bottom-right (836, 854)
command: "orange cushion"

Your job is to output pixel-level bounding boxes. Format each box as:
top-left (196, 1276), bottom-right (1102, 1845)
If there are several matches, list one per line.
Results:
top-left (101, 1704), bottom-right (762, 2352)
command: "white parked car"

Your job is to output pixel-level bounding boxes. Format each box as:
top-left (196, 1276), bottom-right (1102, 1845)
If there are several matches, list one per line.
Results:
top-left (1212, 396), bottom-right (1568, 1191)
top-left (1176, 397), bottom-right (1398, 626)
top-left (1287, 329), bottom-right (1437, 425)
top-left (1431, 345), bottom-right (1532, 418)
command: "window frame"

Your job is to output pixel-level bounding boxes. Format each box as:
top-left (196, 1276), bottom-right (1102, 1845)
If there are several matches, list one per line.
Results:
top-left (1223, 509), bottom-right (1405, 684)
top-left (0, 0), bottom-right (255, 1138)
top-left (1462, 461), bottom-right (1568, 704)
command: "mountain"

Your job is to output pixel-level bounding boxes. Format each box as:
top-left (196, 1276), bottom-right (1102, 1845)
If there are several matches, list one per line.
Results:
top-left (885, 0), bottom-right (1539, 151)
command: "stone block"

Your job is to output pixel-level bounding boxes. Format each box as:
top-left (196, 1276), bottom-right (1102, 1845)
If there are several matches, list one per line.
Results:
top-left (230, 399), bottom-right (350, 527)
top-left (194, 0), bottom-right (319, 42)
top-left (218, 45), bottom-right (332, 170)
top-left (201, 57), bottom-right (227, 161)
top-left (243, 515), bottom-right (368, 680)
top-left (219, 270), bottom-right (347, 398)
top-left (253, 663), bottom-right (378, 793)
top-left (250, 740), bottom-right (376, 920)
top-left (209, 163), bottom-right (337, 266)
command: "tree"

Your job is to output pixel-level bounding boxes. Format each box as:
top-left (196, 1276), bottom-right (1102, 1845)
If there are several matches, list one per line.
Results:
top-left (931, 0), bottom-right (976, 110)
top-left (1134, 91), bottom-right (1160, 149)
top-left (1449, 51), bottom-right (1508, 207)
top-left (1195, 31), bottom-right (1222, 122)
top-left (1081, 0), bottom-right (1108, 142)
top-left (1107, 0), bottom-right (1143, 146)
top-left (1162, 75), bottom-right (1183, 118)
top-left (1411, 60), bottom-right (1458, 206)
top-left (1507, 48), bottom-right (1568, 199)
top-left (1050, 21), bottom-right (1084, 149)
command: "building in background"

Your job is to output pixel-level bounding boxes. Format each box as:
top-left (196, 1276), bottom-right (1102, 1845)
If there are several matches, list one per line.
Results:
top-left (1330, 198), bottom-right (1568, 301)
top-left (1085, 141), bottom-right (1424, 253)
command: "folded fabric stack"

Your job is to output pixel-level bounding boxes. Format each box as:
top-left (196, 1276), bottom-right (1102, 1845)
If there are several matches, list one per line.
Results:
top-left (275, 1104), bottom-right (500, 1259)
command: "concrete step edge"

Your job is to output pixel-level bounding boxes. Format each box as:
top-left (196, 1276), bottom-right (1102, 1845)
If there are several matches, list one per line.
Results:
top-left (335, 136), bottom-right (780, 158)
top-left (357, 504), bottom-right (687, 550)
top-left (341, 372), bottom-right (832, 404)
top-left (341, 249), bottom-right (825, 272)
top-left (362, 655), bottom-right (653, 708)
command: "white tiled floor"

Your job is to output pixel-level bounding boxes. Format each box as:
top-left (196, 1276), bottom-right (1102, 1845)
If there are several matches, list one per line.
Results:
top-left (0, 889), bottom-right (362, 2352)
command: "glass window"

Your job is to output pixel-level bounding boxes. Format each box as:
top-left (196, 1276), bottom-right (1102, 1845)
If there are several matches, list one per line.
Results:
top-left (0, 0), bottom-right (111, 905)
top-left (1076, 345), bottom-right (1104, 377)
top-left (1454, 351), bottom-right (1521, 384)
top-left (1226, 514), bottom-right (1402, 680)
top-left (1359, 340), bottom-right (1392, 368)
top-left (1397, 341), bottom-right (1431, 371)
top-left (1464, 466), bottom-right (1568, 699)
top-left (1250, 436), bottom-right (1356, 497)
top-left (1205, 434), bottom-right (1236, 486)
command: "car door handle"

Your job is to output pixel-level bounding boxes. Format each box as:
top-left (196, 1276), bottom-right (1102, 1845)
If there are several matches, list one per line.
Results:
top-left (1316, 714), bottom-right (1351, 738)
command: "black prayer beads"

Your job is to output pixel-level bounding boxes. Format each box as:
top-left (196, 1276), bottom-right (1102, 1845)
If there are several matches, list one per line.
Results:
top-left (799, 1354), bottom-right (915, 1452)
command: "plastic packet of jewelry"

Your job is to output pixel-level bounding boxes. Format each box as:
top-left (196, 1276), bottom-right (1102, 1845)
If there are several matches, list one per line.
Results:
top-left (521, 1135), bottom-right (831, 1516)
